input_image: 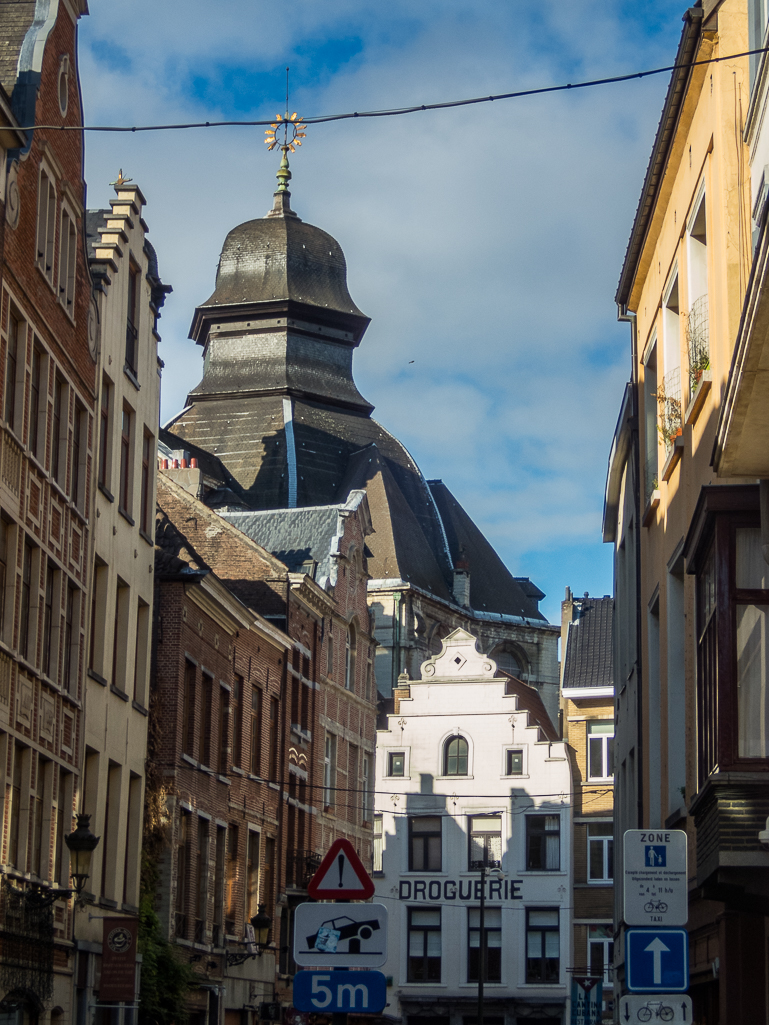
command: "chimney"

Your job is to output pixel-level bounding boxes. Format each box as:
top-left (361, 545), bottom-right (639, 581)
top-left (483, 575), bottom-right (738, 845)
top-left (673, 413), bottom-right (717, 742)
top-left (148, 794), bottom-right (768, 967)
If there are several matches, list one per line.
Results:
top-left (452, 546), bottom-right (470, 607)
top-left (393, 670), bottom-right (411, 714)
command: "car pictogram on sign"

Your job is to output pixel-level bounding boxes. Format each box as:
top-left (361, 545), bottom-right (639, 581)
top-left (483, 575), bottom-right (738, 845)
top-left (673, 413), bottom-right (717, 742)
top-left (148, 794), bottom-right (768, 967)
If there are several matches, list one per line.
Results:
top-left (307, 916), bottom-right (382, 954)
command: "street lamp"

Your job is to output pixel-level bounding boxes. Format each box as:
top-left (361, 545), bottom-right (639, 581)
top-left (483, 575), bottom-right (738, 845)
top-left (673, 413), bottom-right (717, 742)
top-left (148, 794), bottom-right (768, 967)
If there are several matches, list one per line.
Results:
top-left (470, 859), bottom-right (503, 1025)
top-left (227, 906), bottom-right (274, 966)
top-left (65, 813), bottom-right (100, 899)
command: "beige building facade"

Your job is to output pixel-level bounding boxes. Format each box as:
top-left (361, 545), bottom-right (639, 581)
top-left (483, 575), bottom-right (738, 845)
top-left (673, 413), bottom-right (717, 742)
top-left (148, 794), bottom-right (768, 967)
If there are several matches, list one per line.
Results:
top-left (605, 2), bottom-right (769, 1021)
top-left (76, 183), bottom-right (169, 1017)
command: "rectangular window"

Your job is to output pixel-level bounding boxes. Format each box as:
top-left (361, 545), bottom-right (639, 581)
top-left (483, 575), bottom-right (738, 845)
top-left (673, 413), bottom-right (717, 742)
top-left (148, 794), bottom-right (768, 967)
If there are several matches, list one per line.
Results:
top-left (388, 751), bottom-right (405, 777)
top-left (111, 581), bottom-right (129, 694)
top-left (268, 695), bottom-right (279, 778)
top-left (468, 907), bottom-right (501, 983)
top-left (362, 753), bottom-right (372, 822)
top-left (410, 816), bottom-right (442, 872)
top-left (89, 560), bottom-right (108, 675)
top-left (505, 749), bottom-right (523, 775)
top-left (588, 925), bottom-right (614, 987)
top-left (526, 908), bottom-right (560, 983)
top-left (183, 661), bottom-right (197, 759)
top-left (194, 817), bottom-right (209, 943)
top-left (119, 406), bottom-right (132, 514)
top-left (99, 378), bottom-right (111, 489)
top-left (323, 733), bottom-right (337, 808)
top-left (0, 517), bottom-right (10, 643)
top-left (20, 537), bottom-right (34, 661)
top-left (29, 344), bottom-right (42, 460)
top-left (526, 815), bottom-right (560, 871)
top-left (59, 206), bottom-right (77, 313)
top-left (263, 836), bottom-right (275, 908)
top-left (219, 685), bottom-right (230, 774)
top-left (349, 744), bottom-right (359, 821)
top-left (643, 337), bottom-right (658, 505)
top-left (587, 721), bottom-right (615, 780)
top-left (36, 167), bottom-right (56, 284)
top-left (232, 674), bottom-right (243, 768)
top-left (246, 831), bottom-right (260, 920)
top-left (66, 584), bottom-right (80, 693)
top-left (42, 561), bottom-right (55, 678)
top-left (133, 599), bottom-right (150, 706)
top-left (126, 260), bottom-right (140, 374)
top-left (140, 430), bottom-right (153, 535)
top-left (72, 402), bottom-right (85, 508)
top-left (31, 755), bottom-right (48, 878)
top-left (213, 825), bottom-right (226, 945)
top-left (51, 374), bottom-right (64, 487)
top-left (326, 626), bottom-right (334, 678)
top-left (250, 686), bottom-right (262, 774)
top-left (54, 769), bottom-right (72, 885)
top-left (469, 815), bottom-right (502, 868)
top-left (200, 674), bottom-right (213, 767)
top-left (408, 908), bottom-right (441, 982)
top-left (9, 744), bottom-right (24, 868)
top-left (225, 824), bottom-right (239, 934)
top-left (373, 814), bottom-right (383, 873)
top-left (587, 823), bottom-right (614, 883)
top-left (5, 312), bottom-right (19, 429)
top-left (123, 773), bottom-right (142, 906)
top-left (176, 810), bottom-right (191, 938)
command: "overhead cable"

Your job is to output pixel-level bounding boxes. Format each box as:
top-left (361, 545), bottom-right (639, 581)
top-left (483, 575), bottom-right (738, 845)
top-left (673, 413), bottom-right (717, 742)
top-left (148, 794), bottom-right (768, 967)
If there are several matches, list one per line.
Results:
top-left (16, 44), bottom-right (769, 134)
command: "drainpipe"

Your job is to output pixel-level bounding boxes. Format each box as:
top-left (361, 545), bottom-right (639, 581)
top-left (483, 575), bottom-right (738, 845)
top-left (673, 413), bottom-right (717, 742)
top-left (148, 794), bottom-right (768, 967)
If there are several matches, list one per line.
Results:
top-left (391, 592), bottom-right (402, 695)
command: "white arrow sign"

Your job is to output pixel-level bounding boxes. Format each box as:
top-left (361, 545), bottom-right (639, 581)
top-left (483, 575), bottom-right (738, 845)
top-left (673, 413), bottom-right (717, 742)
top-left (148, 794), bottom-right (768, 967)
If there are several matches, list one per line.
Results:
top-left (645, 936), bottom-right (670, 985)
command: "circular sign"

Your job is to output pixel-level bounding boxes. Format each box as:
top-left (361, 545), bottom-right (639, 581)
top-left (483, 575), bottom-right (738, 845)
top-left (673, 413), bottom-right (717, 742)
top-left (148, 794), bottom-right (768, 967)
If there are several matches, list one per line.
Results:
top-left (107, 926), bottom-right (133, 954)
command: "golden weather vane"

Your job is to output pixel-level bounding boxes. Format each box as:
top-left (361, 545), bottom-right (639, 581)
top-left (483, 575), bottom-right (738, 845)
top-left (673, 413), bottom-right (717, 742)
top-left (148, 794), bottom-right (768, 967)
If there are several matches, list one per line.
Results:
top-left (264, 67), bottom-right (307, 193)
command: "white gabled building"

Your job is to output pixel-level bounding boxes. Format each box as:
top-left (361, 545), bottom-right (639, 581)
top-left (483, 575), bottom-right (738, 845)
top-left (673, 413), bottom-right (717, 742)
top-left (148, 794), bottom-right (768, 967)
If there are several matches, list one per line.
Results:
top-left (374, 629), bottom-right (573, 1025)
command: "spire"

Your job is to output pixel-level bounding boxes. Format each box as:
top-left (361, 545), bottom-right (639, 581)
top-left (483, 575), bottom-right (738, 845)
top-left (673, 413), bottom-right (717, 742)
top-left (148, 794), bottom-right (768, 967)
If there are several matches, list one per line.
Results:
top-left (264, 98), bottom-right (307, 219)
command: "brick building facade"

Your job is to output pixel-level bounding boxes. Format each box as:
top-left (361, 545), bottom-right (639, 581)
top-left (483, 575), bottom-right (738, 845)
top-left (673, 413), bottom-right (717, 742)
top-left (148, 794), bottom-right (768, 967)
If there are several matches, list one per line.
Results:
top-left (153, 471), bottom-right (377, 1022)
top-left (0, 3), bottom-right (95, 1024)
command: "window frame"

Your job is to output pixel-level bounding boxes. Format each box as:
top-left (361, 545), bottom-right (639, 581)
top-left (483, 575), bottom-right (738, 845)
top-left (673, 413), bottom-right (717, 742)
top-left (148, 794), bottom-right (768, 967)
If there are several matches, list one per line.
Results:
top-left (125, 258), bottom-right (141, 376)
top-left (36, 165), bottom-right (57, 288)
top-left (58, 201), bottom-right (77, 317)
top-left (407, 907), bottom-right (441, 983)
top-left (443, 735), bottom-right (469, 776)
top-left (119, 404), bottom-right (133, 516)
top-left (685, 489), bottom-right (769, 784)
top-left (587, 822), bottom-right (614, 883)
top-left (387, 750), bottom-right (406, 777)
top-left (467, 906), bottom-right (502, 984)
top-left (587, 720), bottom-right (615, 781)
top-left (525, 814), bottom-right (561, 872)
top-left (468, 814), bottom-right (502, 869)
top-left (409, 816), bottom-right (442, 873)
top-left (525, 907), bottom-right (560, 984)
top-left (503, 747), bottom-right (525, 777)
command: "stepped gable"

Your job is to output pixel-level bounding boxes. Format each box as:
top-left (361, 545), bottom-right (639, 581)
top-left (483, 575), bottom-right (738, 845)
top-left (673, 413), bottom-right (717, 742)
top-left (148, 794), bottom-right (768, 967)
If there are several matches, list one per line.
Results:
top-left (428, 479), bottom-right (545, 620)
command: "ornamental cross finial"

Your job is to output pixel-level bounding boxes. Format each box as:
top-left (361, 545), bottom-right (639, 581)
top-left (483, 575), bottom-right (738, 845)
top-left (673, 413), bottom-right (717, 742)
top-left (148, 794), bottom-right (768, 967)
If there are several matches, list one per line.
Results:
top-left (264, 67), bottom-right (307, 193)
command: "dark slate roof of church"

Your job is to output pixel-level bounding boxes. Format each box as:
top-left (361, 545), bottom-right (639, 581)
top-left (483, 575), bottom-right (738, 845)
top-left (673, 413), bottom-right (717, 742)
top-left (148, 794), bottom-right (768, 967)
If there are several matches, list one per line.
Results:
top-left (166, 185), bottom-right (549, 623)
top-left (562, 596), bottom-right (614, 690)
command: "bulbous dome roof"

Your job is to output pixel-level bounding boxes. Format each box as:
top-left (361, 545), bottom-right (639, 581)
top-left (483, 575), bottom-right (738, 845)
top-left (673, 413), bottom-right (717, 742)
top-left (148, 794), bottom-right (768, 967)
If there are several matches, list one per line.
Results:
top-left (199, 192), bottom-right (367, 319)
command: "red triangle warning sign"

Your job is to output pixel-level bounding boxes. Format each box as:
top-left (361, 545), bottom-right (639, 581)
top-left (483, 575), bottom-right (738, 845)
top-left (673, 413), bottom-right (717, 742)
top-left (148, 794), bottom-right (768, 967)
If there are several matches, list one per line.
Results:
top-left (307, 838), bottom-right (375, 900)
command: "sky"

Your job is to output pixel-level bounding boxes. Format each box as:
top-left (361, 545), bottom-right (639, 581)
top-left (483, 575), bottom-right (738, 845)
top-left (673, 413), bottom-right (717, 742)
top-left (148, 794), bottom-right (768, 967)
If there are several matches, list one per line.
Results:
top-left (79, 0), bottom-right (686, 625)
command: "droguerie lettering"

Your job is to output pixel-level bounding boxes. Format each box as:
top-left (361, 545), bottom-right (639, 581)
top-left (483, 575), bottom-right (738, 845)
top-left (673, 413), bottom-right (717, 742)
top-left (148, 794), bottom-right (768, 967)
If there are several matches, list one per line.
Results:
top-left (398, 878), bottom-right (523, 901)
top-left (639, 832), bottom-right (671, 843)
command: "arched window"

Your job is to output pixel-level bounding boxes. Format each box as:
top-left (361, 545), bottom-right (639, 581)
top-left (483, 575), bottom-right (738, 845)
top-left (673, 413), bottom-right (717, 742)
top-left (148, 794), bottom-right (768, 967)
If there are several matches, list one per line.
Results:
top-left (345, 623), bottom-right (357, 691)
top-left (444, 735), bottom-right (468, 776)
top-left (491, 643), bottom-right (527, 680)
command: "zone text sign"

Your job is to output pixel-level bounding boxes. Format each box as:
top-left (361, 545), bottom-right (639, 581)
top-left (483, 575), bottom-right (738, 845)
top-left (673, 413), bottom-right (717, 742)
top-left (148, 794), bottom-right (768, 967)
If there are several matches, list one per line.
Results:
top-left (294, 902), bottom-right (388, 967)
top-left (618, 994), bottom-right (693, 1022)
top-left (293, 970), bottom-right (387, 1014)
top-left (623, 830), bottom-right (687, 926)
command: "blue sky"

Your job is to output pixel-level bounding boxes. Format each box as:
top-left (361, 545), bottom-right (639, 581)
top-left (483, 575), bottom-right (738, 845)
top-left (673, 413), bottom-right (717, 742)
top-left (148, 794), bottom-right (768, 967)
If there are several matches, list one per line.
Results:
top-left (79, 0), bottom-right (686, 624)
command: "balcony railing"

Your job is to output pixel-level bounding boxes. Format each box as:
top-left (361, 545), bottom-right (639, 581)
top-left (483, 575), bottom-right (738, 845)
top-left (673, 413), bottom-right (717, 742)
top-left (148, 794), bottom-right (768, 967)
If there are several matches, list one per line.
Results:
top-left (286, 849), bottom-right (322, 889)
top-left (686, 294), bottom-right (709, 396)
top-left (657, 367), bottom-right (682, 451)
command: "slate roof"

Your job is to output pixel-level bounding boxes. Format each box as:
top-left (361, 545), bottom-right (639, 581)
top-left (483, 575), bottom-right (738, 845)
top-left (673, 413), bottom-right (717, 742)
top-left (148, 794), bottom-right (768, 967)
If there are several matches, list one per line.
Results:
top-left (167, 189), bottom-right (549, 623)
top-left (221, 503), bottom-right (348, 587)
top-left (200, 193), bottom-right (367, 321)
top-left (0, 1), bottom-right (35, 99)
top-left (561, 596), bottom-right (614, 690)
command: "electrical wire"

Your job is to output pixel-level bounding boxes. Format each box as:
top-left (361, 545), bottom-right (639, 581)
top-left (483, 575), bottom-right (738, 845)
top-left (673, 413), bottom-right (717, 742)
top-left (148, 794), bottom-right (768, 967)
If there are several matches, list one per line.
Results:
top-left (15, 45), bottom-right (769, 134)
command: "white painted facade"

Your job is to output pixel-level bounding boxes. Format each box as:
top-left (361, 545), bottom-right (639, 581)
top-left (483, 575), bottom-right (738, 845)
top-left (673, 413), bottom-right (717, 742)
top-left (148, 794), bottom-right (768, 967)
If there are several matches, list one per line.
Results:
top-left (374, 629), bottom-right (573, 1025)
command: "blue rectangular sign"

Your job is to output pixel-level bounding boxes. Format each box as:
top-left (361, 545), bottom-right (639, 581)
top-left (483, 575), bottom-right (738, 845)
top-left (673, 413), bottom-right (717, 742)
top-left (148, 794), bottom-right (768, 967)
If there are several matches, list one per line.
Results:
top-left (626, 928), bottom-right (689, 993)
top-left (293, 970), bottom-right (387, 1014)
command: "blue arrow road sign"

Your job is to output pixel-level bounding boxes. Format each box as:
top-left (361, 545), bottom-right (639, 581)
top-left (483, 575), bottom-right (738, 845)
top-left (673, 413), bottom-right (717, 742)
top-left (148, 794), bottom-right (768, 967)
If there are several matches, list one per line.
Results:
top-left (293, 970), bottom-right (387, 1014)
top-left (626, 929), bottom-right (689, 993)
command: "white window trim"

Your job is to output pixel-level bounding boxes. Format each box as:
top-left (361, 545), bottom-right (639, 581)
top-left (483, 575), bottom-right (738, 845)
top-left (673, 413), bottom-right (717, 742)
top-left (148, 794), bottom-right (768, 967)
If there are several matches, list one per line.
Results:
top-left (502, 744), bottom-right (528, 778)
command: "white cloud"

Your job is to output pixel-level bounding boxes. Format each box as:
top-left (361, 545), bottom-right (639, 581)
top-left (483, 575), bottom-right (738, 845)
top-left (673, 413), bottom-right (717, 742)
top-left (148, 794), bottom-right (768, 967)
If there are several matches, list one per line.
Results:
top-left (79, 0), bottom-right (684, 617)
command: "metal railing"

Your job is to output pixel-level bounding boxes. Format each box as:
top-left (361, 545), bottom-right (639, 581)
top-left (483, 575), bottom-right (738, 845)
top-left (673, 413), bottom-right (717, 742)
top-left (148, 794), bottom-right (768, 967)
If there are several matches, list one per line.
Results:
top-left (686, 294), bottom-right (710, 395)
top-left (286, 849), bottom-right (322, 889)
top-left (657, 367), bottom-right (682, 451)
